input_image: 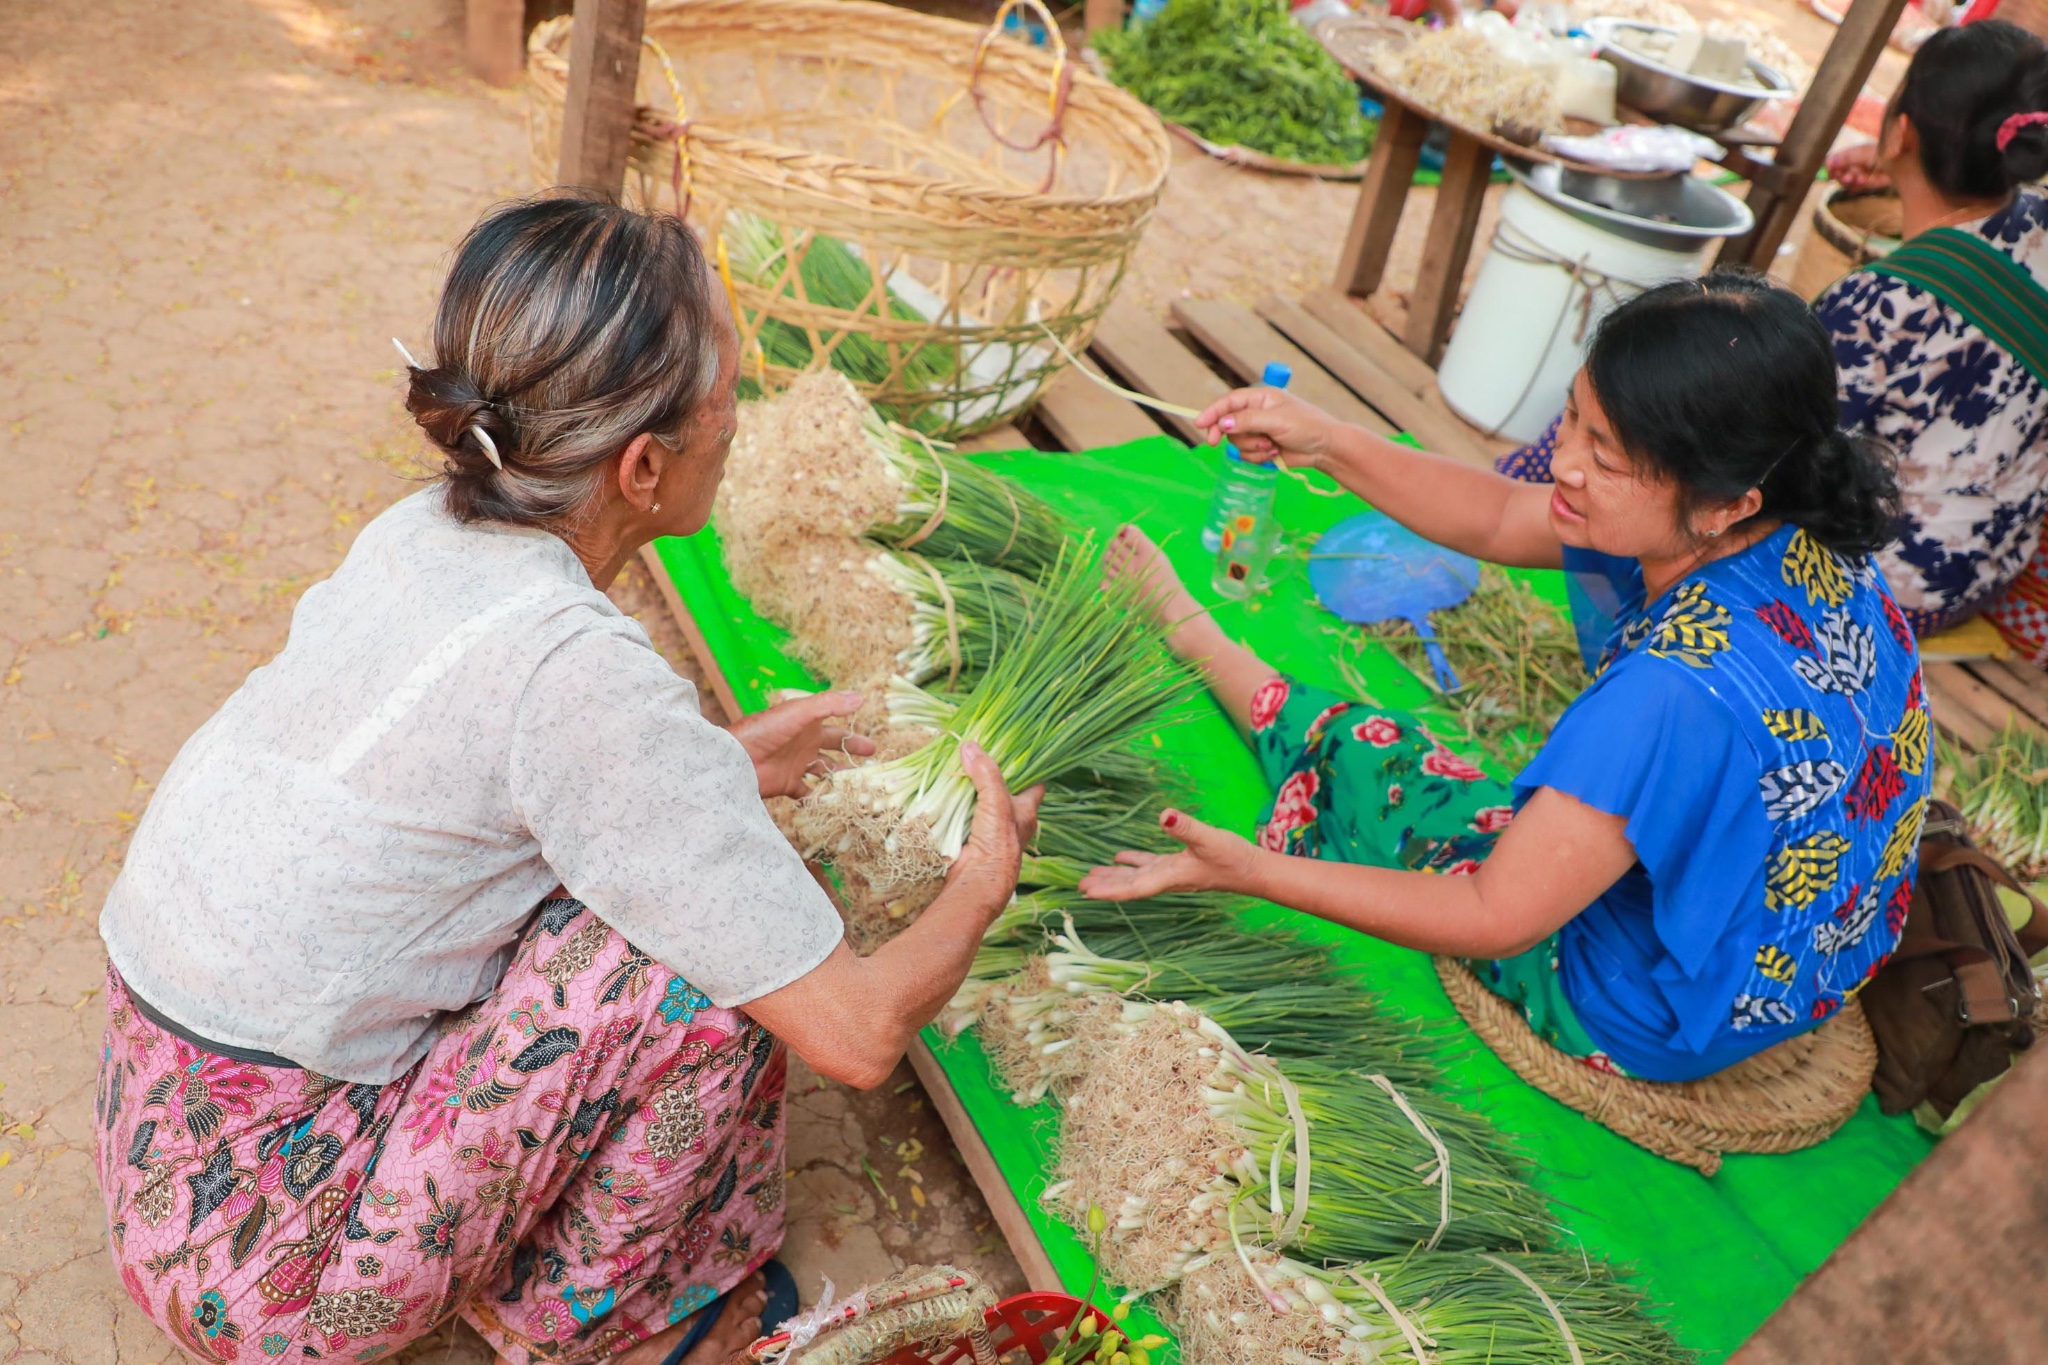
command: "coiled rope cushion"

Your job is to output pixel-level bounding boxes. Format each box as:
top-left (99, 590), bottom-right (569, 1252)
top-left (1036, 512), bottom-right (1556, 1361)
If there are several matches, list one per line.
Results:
top-left (1434, 957), bottom-right (1878, 1176)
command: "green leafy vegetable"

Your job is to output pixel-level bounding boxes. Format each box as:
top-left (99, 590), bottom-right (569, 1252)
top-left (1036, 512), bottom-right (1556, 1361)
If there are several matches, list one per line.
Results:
top-left (1094, 0), bottom-right (1375, 166)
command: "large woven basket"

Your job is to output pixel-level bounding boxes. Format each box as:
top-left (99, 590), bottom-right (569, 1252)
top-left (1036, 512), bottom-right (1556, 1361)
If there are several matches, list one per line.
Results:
top-left (527, 0), bottom-right (1171, 439)
top-left (1435, 957), bottom-right (1878, 1176)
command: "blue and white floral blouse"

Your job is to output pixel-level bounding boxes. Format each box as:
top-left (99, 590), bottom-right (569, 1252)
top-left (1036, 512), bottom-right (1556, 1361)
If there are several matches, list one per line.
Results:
top-left (1816, 190), bottom-right (2048, 633)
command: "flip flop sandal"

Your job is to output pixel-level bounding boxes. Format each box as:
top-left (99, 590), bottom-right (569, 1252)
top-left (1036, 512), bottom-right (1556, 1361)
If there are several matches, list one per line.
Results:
top-left (660, 1259), bottom-right (798, 1365)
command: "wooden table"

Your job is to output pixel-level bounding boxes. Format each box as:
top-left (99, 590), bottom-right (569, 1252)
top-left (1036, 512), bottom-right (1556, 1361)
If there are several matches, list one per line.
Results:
top-left (1333, 93), bottom-right (1499, 369)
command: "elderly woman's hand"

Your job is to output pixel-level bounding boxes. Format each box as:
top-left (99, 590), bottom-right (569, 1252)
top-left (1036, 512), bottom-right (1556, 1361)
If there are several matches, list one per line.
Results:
top-left (944, 741), bottom-right (1043, 913)
top-left (729, 691), bottom-right (876, 800)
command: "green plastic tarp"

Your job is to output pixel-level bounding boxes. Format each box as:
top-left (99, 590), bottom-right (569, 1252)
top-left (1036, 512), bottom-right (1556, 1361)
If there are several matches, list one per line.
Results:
top-left (650, 433), bottom-right (1932, 1362)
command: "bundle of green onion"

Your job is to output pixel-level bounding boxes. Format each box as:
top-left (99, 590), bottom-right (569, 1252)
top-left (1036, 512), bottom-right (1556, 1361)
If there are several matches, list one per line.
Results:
top-left (867, 550), bottom-right (1035, 689)
top-left (859, 408), bottom-right (1066, 574)
top-left (722, 210), bottom-right (959, 399)
top-left (1939, 721), bottom-right (2048, 883)
top-left (792, 543), bottom-right (1197, 894)
top-left (1179, 1248), bottom-right (1690, 1364)
top-left (1048, 1005), bottom-right (1550, 1291)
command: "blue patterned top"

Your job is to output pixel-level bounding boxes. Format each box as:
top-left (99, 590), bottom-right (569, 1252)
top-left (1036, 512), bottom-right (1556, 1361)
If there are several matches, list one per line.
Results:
top-left (1515, 525), bottom-right (1932, 1080)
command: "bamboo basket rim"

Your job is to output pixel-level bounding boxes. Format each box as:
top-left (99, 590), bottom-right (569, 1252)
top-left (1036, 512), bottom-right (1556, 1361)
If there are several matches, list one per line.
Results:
top-left (1435, 956), bottom-right (1877, 1176)
top-left (526, 0), bottom-right (1172, 222)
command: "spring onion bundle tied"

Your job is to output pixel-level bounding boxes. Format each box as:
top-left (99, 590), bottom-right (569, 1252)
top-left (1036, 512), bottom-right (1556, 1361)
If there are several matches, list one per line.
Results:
top-left (1939, 721), bottom-right (2048, 883)
top-left (792, 542), bottom-right (1198, 895)
top-left (1177, 1249), bottom-right (1691, 1365)
top-left (860, 406), bottom-right (1066, 574)
top-left (868, 550), bottom-right (1035, 689)
top-left (1049, 1004), bottom-right (1550, 1292)
top-left (723, 210), bottom-right (960, 404)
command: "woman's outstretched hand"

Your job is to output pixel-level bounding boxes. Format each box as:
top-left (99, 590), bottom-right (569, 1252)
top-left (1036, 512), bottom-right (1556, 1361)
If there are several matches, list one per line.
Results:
top-left (1194, 387), bottom-right (1341, 468)
top-left (1079, 808), bottom-right (1259, 901)
top-left (730, 690), bottom-right (876, 800)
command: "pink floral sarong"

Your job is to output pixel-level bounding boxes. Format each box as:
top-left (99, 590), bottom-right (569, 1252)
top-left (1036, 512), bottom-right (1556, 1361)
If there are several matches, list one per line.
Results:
top-left (94, 897), bottom-right (789, 1364)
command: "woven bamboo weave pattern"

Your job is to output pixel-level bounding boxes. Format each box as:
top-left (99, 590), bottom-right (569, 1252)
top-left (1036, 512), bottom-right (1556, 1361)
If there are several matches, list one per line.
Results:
top-left (758, 1264), bottom-right (999, 1364)
top-left (1434, 957), bottom-right (1877, 1176)
top-left (527, 0), bottom-right (1170, 438)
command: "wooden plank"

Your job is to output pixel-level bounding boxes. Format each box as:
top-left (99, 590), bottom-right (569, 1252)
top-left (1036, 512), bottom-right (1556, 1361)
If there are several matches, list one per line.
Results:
top-left (1923, 664), bottom-right (2002, 752)
top-left (1731, 1040), bottom-right (2048, 1364)
top-left (1031, 365), bottom-right (1162, 453)
top-left (955, 423), bottom-right (1032, 454)
top-left (1170, 298), bottom-right (1395, 437)
top-left (466, 0), bottom-right (527, 86)
top-left (1256, 294), bottom-right (1493, 469)
top-left (1336, 98), bottom-right (1426, 299)
top-left (1301, 288), bottom-right (1519, 459)
top-left (1402, 132), bottom-right (1492, 366)
top-left (1928, 662), bottom-right (2023, 739)
top-left (1966, 661), bottom-right (2048, 734)
top-left (557, 0), bottom-right (649, 193)
top-left (638, 542), bottom-right (742, 721)
top-left (906, 1037), bottom-right (1063, 1293)
top-left (1088, 299), bottom-right (1230, 445)
top-left (1714, 0), bottom-right (1912, 270)
top-left (1303, 287), bottom-right (1443, 400)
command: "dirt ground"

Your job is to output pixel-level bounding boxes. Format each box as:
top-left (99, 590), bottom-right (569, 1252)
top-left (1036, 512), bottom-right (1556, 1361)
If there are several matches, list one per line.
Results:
top-left (0, 0), bottom-right (1889, 1359)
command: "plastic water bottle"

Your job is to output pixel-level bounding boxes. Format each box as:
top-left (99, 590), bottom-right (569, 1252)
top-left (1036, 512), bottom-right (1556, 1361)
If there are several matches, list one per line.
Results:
top-left (1131, 0), bottom-right (1170, 22)
top-left (1200, 361), bottom-right (1293, 553)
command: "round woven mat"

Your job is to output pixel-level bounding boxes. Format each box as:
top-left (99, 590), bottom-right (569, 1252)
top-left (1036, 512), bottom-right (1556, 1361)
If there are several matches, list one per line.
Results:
top-left (1434, 956), bottom-right (1877, 1176)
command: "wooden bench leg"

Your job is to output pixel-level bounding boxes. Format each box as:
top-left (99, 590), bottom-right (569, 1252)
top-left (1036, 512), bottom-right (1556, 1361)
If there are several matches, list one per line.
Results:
top-left (1402, 132), bottom-right (1491, 366)
top-left (1334, 99), bottom-right (1426, 300)
top-left (465, 0), bottom-right (526, 86)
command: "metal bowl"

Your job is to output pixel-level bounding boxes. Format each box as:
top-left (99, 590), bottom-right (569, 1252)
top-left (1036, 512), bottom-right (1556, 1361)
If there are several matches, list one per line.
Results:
top-left (1512, 161), bottom-right (1755, 249)
top-left (1587, 19), bottom-right (1793, 134)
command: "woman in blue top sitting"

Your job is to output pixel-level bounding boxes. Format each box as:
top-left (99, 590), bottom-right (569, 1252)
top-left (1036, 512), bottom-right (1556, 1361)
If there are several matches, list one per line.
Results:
top-left (1088, 274), bottom-right (1933, 1082)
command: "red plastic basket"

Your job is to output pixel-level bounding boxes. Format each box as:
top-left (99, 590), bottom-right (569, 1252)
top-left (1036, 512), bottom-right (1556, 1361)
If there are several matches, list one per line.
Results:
top-left (873, 1290), bottom-right (1109, 1365)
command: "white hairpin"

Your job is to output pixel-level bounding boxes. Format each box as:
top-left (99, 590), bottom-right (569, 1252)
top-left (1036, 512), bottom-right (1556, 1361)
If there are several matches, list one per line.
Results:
top-left (391, 336), bottom-right (421, 368)
top-left (469, 424), bottom-right (504, 471)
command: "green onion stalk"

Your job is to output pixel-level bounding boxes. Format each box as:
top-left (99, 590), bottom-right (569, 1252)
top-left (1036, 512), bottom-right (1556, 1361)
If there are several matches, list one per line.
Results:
top-left (1032, 772), bottom-right (1183, 867)
top-left (1939, 721), bottom-right (2048, 884)
top-left (1194, 1025), bottom-right (1550, 1262)
top-left (1177, 1248), bottom-right (1685, 1364)
top-left (867, 549), bottom-right (1035, 690)
top-left (858, 406), bottom-right (1066, 573)
top-left (1237, 1249), bottom-right (1691, 1364)
top-left (791, 542), bottom-right (1198, 895)
top-left (722, 210), bottom-right (959, 401)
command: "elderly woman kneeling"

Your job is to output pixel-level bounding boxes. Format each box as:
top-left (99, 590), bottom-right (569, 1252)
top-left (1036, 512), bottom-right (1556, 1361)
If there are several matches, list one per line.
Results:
top-left (93, 197), bottom-right (1033, 1365)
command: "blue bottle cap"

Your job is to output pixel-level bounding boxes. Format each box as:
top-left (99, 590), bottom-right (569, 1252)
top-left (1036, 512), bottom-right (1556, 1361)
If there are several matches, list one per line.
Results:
top-left (1261, 361), bottom-right (1293, 389)
top-left (1225, 441), bottom-right (1243, 463)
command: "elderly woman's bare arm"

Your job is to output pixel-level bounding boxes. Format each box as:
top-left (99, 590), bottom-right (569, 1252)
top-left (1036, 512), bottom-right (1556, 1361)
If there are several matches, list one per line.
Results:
top-left (744, 743), bottom-right (1041, 1089)
top-left (1080, 788), bottom-right (1635, 960)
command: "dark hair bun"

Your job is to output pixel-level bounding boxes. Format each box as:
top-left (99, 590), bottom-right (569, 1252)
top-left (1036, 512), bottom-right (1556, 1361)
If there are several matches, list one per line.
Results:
top-left (2004, 56), bottom-right (2048, 186)
top-left (403, 365), bottom-right (516, 479)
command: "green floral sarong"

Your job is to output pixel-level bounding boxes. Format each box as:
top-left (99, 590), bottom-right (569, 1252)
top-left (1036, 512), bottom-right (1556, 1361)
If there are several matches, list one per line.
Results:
top-left (1246, 675), bottom-right (1628, 1075)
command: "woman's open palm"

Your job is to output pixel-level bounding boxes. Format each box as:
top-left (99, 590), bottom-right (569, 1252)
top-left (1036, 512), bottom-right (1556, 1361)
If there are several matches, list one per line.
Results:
top-left (1079, 808), bottom-right (1259, 900)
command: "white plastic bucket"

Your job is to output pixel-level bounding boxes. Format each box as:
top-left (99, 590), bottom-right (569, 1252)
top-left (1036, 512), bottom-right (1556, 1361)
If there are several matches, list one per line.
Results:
top-left (1436, 184), bottom-right (1710, 444)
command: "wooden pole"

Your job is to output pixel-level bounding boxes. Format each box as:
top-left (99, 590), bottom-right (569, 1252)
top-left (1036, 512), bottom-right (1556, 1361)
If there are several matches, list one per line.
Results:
top-left (1084, 0), bottom-right (1126, 35)
top-left (465, 0), bottom-right (528, 86)
top-left (557, 0), bottom-right (649, 194)
top-left (1714, 0), bottom-right (1911, 270)
top-left (1733, 1040), bottom-right (2048, 1362)
top-left (1334, 99), bottom-right (1427, 299)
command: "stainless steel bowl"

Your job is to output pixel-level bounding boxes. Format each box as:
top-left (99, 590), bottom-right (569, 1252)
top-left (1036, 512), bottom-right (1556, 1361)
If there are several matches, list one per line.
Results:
top-left (1587, 19), bottom-right (1793, 134)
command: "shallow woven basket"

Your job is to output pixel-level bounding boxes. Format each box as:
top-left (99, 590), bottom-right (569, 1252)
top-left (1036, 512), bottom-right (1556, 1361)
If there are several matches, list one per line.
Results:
top-left (1435, 957), bottom-right (1877, 1176)
top-left (527, 0), bottom-right (1170, 440)
top-left (745, 1264), bottom-right (999, 1365)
